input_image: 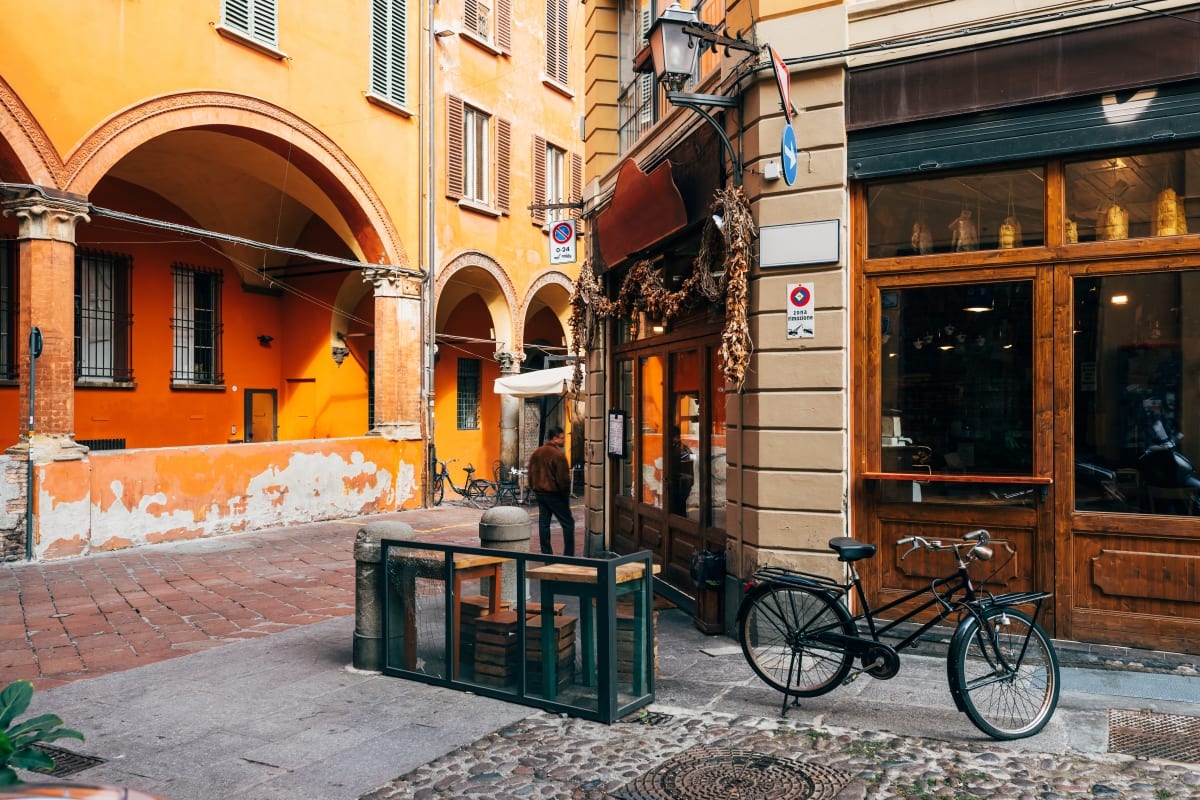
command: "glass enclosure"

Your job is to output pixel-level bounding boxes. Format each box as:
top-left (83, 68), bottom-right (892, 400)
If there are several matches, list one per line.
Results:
top-left (1074, 271), bottom-right (1200, 515)
top-left (1065, 150), bottom-right (1199, 243)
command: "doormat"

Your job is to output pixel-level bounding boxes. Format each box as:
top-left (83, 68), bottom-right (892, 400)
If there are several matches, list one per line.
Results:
top-left (609, 745), bottom-right (853, 800)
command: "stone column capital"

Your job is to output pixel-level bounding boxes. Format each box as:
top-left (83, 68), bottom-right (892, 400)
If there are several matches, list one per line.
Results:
top-left (363, 265), bottom-right (422, 298)
top-left (496, 350), bottom-right (525, 374)
top-left (2, 194), bottom-right (91, 244)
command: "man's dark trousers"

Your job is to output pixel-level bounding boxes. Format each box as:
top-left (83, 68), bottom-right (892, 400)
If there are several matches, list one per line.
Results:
top-left (536, 491), bottom-right (575, 556)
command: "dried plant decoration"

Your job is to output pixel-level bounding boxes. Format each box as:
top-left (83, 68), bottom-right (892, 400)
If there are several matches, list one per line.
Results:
top-left (569, 185), bottom-right (756, 392)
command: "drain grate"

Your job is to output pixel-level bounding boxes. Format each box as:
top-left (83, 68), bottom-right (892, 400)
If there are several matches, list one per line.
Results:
top-left (28, 743), bottom-right (106, 777)
top-left (1109, 709), bottom-right (1200, 763)
top-left (619, 710), bottom-right (675, 726)
top-left (610, 745), bottom-right (854, 800)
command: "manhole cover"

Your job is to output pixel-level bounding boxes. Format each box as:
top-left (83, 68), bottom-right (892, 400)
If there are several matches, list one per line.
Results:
top-left (610, 745), bottom-right (853, 800)
top-left (619, 711), bottom-right (674, 726)
top-left (1109, 709), bottom-right (1200, 763)
top-left (28, 744), bottom-right (106, 777)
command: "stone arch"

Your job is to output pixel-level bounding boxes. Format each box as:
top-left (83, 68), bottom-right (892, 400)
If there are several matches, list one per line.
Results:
top-left (61, 90), bottom-right (406, 270)
top-left (435, 251), bottom-right (519, 351)
top-left (0, 75), bottom-right (65, 187)
top-left (521, 270), bottom-right (576, 352)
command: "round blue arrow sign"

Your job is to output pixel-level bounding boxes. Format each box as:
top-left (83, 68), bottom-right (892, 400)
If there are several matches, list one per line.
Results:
top-left (781, 124), bottom-right (798, 187)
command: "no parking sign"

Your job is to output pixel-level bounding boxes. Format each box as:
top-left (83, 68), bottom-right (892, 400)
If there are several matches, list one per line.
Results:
top-left (549, 220), bottom-right (577, 265)
top-left (787, 282), bottom-right (814, 339)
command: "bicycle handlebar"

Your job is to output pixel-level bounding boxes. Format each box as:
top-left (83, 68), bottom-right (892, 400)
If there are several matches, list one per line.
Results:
top-left (897, 529), bottom-right (992, 562)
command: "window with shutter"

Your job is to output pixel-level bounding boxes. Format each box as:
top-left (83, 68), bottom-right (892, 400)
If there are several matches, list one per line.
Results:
top-left (544, 0), bottom-right (569, 85)
top-left (532, 136), bottom-right (548, 226)
top-left (464, 105), bottom-right (490, 204)
top-left (222, 0), bottom-right (278, 47)
top-left (496, 118), bottom-right (511, 214)
top-left (447, 95), bottom-right (465, 200)
top-left (496, 0), bottom-right (512, 53)
top-left (570, 152), bottom-right (583, 204)
top-left (369, 0), bottom-right (408, 107)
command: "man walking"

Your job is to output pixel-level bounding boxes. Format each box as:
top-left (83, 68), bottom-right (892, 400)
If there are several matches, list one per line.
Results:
top-left (528, 426), bottom-right (575, 555)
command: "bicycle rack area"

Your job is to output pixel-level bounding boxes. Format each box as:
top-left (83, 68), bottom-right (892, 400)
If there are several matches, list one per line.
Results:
top-left (379, 540), bottom-right (657, 723)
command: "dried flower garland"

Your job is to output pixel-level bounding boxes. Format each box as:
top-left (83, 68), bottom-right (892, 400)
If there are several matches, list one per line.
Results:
top-left (569, 185), bottom-right (755, 392)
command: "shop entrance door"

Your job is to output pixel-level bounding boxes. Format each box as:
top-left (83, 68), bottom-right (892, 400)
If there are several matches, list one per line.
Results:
top-left (858, 272), bottom-right (1056, 628)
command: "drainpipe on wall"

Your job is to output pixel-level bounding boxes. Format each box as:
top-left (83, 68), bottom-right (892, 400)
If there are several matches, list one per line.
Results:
top-left (423, 0), bottom-right (439, 496)
top-left (25, 326), bottom-right (42, 561)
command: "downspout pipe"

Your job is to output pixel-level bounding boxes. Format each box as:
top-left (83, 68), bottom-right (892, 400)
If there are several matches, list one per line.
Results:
top-left (25, 326), bottom-right (42, 561)
top-left (424, 0), bottom-right (439, 498)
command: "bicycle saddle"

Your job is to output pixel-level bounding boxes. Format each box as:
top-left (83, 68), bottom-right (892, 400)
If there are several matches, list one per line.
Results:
top-left (828, 537), bottom-right (876, 562)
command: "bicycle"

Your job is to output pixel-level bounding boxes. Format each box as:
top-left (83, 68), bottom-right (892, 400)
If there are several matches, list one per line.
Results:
top-left (430, 459), bottom-right (498, 508)
top-left (737, 529), bottom-right (1060, 740)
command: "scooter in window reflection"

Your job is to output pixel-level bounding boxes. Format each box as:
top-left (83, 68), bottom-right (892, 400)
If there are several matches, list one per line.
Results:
top-left (1137, 419), bottom-right (1200, 515)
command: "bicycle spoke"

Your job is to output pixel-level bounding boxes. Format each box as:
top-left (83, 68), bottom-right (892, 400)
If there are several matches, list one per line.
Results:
top-left (739, 585), bottom-right (853, 698)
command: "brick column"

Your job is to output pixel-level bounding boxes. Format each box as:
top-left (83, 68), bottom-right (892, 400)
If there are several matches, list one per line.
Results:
top-left (496, 350), bottom-right (524, 477)
top-left (3, 193), bottom-right (90, 455)
top-left (364, 266), bottom-right (423, 440)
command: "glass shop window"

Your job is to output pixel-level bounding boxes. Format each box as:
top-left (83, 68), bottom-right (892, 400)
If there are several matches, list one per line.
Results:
top-left (1065, 149), bottom-right (1198, 243)
top-left (639, 354), bottom-right (664, 508)
top-left (1074, 271), bottom-right (1200, 516)
top-left (879, 281), bottom-right (1035, 504)
top-left (867, 167), bottom-right (1045, 259)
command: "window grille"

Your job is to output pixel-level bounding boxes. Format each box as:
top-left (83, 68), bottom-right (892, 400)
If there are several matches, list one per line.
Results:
top-left (457, 358), bottom-right (481, 430)
top-left (74, 249), bottom-right (133, 383)
top-left (171, 265), bottom-right (223, 386)
top-left (369, 0), bottom-right (408, 107)
top-left (76, 438), bottom-right (126, 451)
top-left (0, 240), bottom-right (16, 380)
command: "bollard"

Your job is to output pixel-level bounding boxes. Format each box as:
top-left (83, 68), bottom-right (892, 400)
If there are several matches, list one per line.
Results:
top-left (478, 505), bottom-right (531, 604)
top-left (353, 520), bottom-right (415, 671)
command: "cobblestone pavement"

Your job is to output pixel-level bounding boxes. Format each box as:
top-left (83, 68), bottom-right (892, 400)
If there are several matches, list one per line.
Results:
top-left (365, 709), bottom-right (1200, 800)
top-left (0, 501), bottom-right (569, 690)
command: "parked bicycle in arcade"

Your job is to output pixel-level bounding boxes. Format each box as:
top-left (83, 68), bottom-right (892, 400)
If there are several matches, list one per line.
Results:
top-left (430, 458), bottom-right (498, 508)
top-left (737, 529), bottom-right (1060, 740)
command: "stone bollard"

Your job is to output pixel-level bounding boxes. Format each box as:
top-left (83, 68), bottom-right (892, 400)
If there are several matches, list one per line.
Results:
top-left (353, 520), bottom-right (415, 671)
top-left (478, 505), bottom-right (531, 604)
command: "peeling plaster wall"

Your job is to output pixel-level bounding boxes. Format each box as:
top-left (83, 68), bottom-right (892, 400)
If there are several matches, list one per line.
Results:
top-left (32, 437), bottom-right (422, 560)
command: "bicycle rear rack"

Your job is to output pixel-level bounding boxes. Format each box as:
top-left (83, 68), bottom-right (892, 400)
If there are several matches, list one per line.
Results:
top-left (753, 566), bottom-right (848, 596)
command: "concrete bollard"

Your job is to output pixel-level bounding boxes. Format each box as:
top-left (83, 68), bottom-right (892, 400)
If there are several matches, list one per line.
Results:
top-left (478, 505), bottom-right (531, 604)
top-left (353, 520), bottom-right (415, 671)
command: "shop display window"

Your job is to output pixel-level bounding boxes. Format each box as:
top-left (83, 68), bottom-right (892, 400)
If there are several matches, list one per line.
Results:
top-left (1065, 149), bottom-right (1199, 243)
top-left (878, 281), bottom-right (1035, 504)
top-left (867, 168), bottom-right (1045, 258)
top-left (1073, 271), bottom-right (1200, 515)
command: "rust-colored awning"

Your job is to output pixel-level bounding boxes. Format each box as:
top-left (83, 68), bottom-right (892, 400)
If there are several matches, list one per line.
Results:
top-left (595, 159), bottom-right (688, 270)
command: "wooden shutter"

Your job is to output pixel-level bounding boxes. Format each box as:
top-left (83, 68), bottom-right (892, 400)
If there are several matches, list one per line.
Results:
top-left (496, 118), bottom-right (512, 214)
top-left (446, 95), bottom-right (465, 200)
top-left (496, 0), bottom-right (512, 53)
top-left (570, 152), bottom-right (583, 204)
top-left (369, 0), bottom-right (407, 106)
top-left (532, 136), bottom-right (547, 226)
top-left (545, 0), bottom-right (568, 84)
top-left (463, 0), bottom-right (478, 41)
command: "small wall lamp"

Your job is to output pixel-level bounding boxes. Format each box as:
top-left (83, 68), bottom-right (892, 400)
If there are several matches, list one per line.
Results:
top-left (257, 334), bottom-right (274, 346)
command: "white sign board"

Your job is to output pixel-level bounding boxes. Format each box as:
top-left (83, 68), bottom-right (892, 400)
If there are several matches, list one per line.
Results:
top-left (787, 283), bottom-right (815, 339)
top-left (760, 220), bottom-right (840, 268)
top-left (549, 220), bottom-right (577, 265)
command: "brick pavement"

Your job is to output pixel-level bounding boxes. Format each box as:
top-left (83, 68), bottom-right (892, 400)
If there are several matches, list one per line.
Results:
top-left (0, 501), bottom-right (572, 691)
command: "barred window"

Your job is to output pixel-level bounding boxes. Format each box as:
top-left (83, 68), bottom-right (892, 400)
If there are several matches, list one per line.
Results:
top-left (172, 265), bottom-right (223, 386)
top-left (0, 240), bottom-right (16, 380)
top-left (456, 358), bottom-right (481, 430)
top-left (74, 249), bottom-right (133, 383)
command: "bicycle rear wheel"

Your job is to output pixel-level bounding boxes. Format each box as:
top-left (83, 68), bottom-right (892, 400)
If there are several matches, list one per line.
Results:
top-left (432, 474), bottom-right (445, 506)
top-left (738, 584), bottom-right (855, 697)
top-left (950, 606), bottom-right (1060, 740)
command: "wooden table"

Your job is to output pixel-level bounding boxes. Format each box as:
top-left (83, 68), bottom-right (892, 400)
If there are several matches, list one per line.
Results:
top-left (389, 551), bottom-right (507, 678)
top-left (526, 561), bottom-right (660, 700)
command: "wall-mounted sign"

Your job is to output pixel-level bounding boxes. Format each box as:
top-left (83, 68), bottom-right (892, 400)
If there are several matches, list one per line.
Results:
top-left (607, 409), bottom-right (627, 458)
top-left (787, 282), bottom-right (815, 340)
top-left (550, 219), bottom-right (577, 265)
top-left (769, 45), bottom-right (792, 120)
top-left (760, 220), bottom-right (841, 268)
top-left (780, 124), bottom-right (798, 186)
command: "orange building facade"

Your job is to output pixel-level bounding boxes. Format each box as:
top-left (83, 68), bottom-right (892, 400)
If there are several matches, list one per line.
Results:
top-left (0, 0), bottom-right (583, 559)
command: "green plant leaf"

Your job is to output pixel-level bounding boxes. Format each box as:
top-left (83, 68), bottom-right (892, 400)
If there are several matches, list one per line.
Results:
top-left (0, 682), bottom-right (33, 729)
top-left (8, 713), bottom-right (69, 741)
top-left (9, 748), bottom-right (55, 772)
top-left (0, 765), bottom-right (20, 786)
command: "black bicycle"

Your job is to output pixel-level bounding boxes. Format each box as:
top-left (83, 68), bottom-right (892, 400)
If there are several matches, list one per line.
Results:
top-left (430, 459), bottom-right (497, 508)
top-left (737, 529), bottom-right (1060, 740)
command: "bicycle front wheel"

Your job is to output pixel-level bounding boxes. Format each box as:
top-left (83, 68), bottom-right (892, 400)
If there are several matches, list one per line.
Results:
top-left (951, 606), bottom-right (1060, 740)
top-left (738, 584), bottom-right (855, 697)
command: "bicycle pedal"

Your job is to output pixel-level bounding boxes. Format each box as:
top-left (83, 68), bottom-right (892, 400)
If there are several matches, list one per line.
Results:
top-left (841, 672), bottom-right (860, 685)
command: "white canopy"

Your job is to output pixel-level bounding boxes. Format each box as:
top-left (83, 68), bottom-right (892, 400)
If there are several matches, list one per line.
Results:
top-left (493, 365), bottom-right (584, 398)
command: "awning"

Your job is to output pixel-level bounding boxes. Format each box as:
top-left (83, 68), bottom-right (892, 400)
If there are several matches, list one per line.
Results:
top-left (493, 365), bottom-right (584, 398)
